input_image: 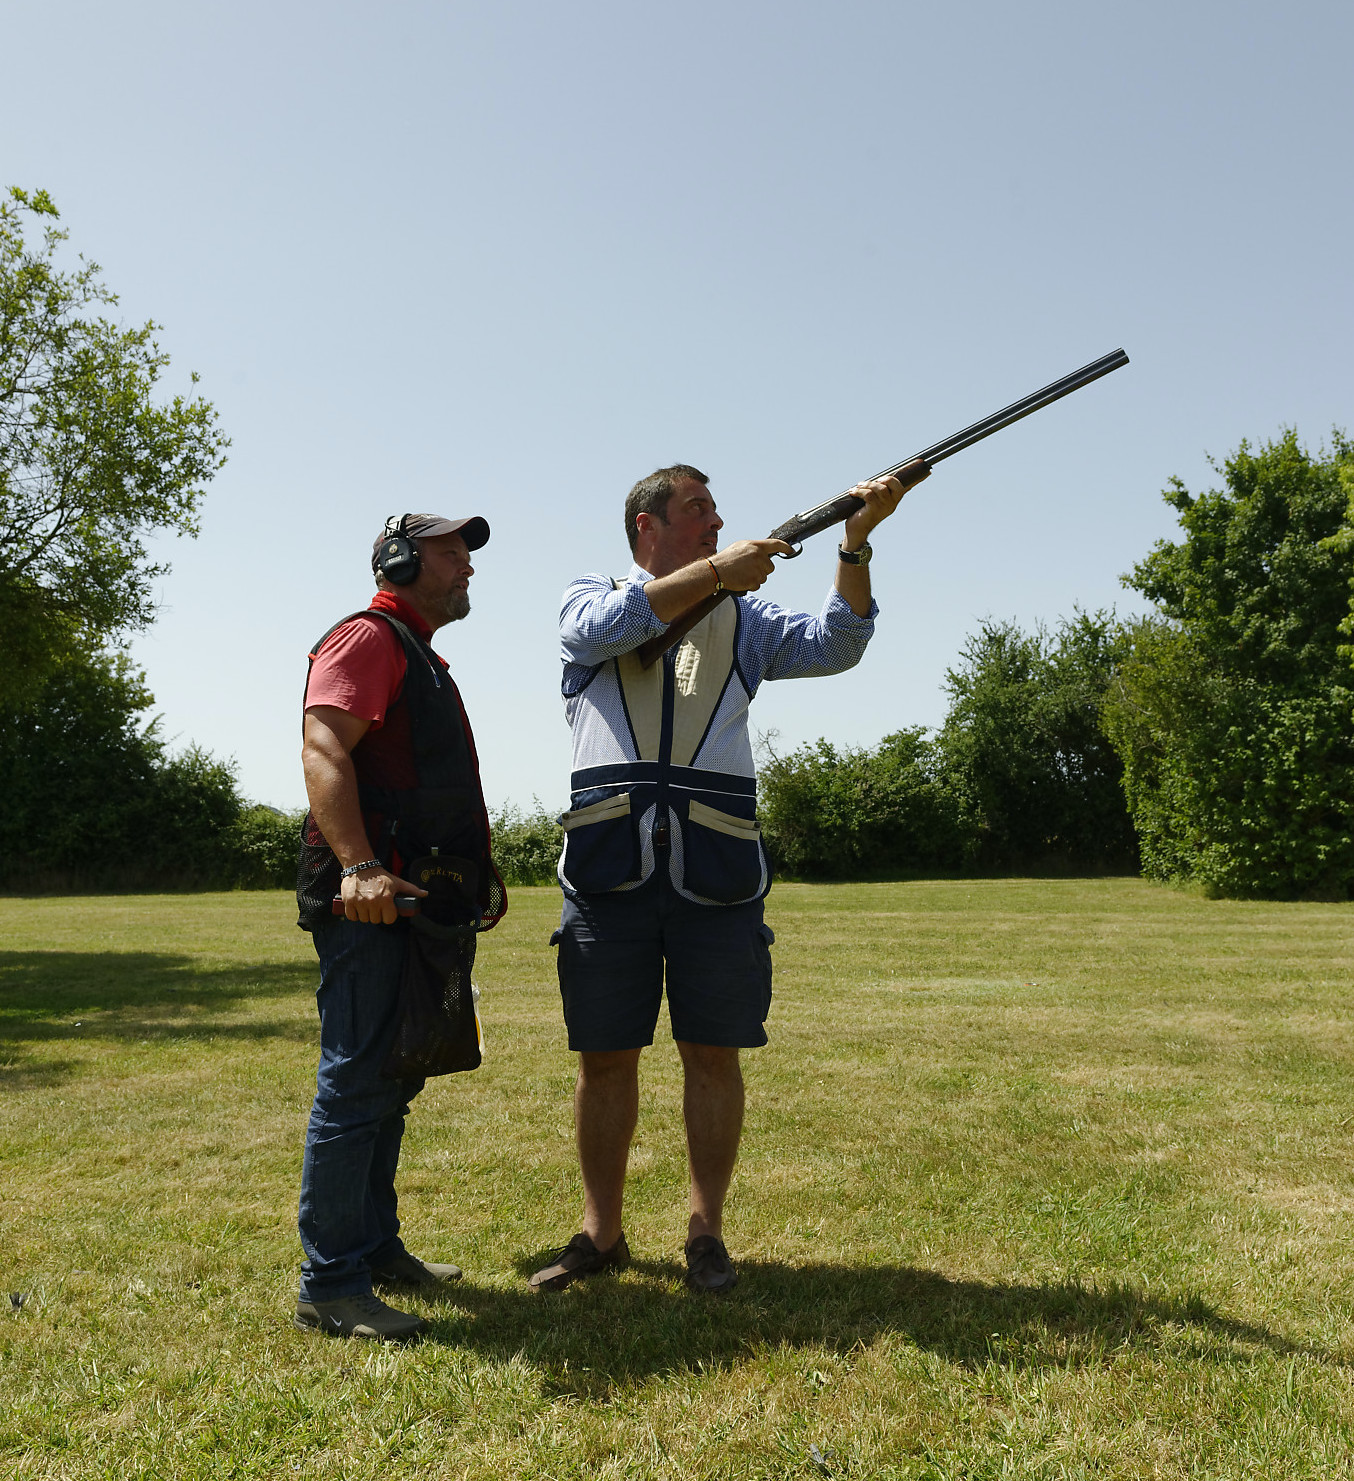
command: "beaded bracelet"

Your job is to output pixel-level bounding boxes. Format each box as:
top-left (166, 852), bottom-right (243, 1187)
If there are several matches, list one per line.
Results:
top-left (339, 859), bottom-right (385, 878)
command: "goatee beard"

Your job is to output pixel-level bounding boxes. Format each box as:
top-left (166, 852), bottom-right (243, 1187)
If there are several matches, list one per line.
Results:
top-left (444, 589), bottom-right (470, 622)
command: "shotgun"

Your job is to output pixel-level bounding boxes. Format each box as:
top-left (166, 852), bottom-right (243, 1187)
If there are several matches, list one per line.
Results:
top-left (634, 347), bottom-right (1129, 669)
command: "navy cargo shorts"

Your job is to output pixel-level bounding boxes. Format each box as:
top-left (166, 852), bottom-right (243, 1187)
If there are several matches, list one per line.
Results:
top-left (551, 869), bottom-right (775, 1052)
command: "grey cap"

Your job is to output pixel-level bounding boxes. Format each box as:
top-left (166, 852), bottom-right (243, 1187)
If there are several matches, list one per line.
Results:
top-left (370, 513), bottom-right (490, 572)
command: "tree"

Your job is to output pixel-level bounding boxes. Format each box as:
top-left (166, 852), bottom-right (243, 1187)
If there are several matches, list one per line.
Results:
top-left (0, 187), bottom-right (228, 702)
top-left (755, 612), bottom-right (1135, 879)
top-left (0, 649), bottom-right (239, 888)
top-left (0, 646), bottom-right (305, 891)
top-left (1322, 450), bottom-right (1354, 670)
top-left (937, 612), bottom-right (1138, 870)
top-left (1104, 431), bottom-right (1354, 897)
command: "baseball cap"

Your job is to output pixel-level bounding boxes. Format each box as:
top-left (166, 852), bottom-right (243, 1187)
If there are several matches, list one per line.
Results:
top-left (371, 513), bottom-right (490, 572)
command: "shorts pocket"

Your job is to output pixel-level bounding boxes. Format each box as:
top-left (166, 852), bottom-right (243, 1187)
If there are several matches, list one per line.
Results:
top-left (559, 791), bottom-right (640, 894)
top-left (756, 922), bottom-right (774, 1018)
top-left (682, 797), bottom-right (765, 904)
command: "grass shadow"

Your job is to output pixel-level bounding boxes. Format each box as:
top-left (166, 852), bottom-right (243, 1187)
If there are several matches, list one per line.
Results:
top-left (0, 951), bottom-right (315, 1083)
top-left (429, 1258), bottom-right (1331, 1397)
top-left (0, 1056), bottom-right (82, 1089)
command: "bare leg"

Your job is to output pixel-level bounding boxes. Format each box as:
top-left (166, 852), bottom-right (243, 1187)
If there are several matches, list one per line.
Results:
top-left (677, 1041), bottom-right (744, 1243)
top-left (575, 1048), bottom-right (642, 1249)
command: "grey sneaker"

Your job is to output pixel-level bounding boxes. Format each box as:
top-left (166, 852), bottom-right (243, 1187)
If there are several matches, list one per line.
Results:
top-left (294, 1292), bottom-right (425, 1341)
top-left (372, 1250), bottom-right (463, 1289)
top-left (684, 1235), bottom-right (738, 1293)
top-left (528, 1232), bottom-right (630, 1292)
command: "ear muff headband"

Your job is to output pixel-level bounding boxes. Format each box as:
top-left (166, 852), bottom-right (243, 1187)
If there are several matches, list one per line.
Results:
top-left (377, 514), bottom-right (420, 586)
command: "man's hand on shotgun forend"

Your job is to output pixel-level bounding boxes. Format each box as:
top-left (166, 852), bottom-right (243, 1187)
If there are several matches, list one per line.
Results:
top-left (341, 868), bottom-right (429, 925)
top-left (842, 458), bottom-right (930, 548)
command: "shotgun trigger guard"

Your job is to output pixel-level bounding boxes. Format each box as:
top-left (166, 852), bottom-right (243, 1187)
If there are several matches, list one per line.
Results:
top-left (777, 544), bottom-right (803, 559)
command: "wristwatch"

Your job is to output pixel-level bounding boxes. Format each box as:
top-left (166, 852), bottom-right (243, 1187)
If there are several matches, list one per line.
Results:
top-left (837, 541), bottom-right (872, 566)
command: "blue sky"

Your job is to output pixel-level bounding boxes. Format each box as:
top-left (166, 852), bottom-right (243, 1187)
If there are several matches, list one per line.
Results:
top-left (3, 0), bottom-right (1350, 811)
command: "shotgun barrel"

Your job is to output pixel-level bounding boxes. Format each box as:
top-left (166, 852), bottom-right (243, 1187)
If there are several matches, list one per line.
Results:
top-left (637, 347), bottom-right (1130, 667)
top-left (768, 348), bottom-right (1129, 550)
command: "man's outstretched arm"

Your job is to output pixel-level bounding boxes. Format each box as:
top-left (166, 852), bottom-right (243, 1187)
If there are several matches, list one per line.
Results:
top-left (834, 472), bottom-right (917, 616)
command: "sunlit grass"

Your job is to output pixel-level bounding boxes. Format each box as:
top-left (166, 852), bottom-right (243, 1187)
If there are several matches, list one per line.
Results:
top-left (2, 880), bottom-right (1354, 1478)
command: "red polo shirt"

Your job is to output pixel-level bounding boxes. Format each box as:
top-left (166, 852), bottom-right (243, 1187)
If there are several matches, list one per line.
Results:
top-left (305, 590), bottom-right (452, 791)
top-left (305, 590), bottom-right (449, 720)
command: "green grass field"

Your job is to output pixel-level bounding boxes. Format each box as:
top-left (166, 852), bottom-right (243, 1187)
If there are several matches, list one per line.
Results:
top-left (3, 880), bottom-right (1354, 1479)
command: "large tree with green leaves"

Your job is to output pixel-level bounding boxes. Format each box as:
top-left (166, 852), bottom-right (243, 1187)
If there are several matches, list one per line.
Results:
top-left (0, 187), bottom-right (228, 701)
top-left (1104, 430), bottom-right (1354, 897)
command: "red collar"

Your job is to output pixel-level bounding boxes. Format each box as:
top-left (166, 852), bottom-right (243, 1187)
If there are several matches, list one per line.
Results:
top-left (369, 589), bottom-right (434, 642)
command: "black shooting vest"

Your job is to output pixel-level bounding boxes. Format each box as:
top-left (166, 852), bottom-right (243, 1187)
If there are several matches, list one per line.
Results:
top-left (295, 609), bottom-right (503, 932)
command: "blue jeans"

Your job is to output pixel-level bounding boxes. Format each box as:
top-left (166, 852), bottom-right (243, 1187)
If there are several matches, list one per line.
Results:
top-left (297, 917), bottom-right (425, 1301)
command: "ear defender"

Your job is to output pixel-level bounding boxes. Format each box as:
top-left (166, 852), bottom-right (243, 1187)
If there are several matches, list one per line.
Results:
top-left (377, 514), bottom-right (420, 586)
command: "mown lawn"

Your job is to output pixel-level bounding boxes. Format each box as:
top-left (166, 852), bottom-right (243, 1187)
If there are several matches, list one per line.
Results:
top-left (2, 879), bottom-right (1353, 1479)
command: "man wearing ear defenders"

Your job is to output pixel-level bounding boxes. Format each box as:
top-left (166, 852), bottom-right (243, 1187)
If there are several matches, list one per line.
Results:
top-left (533, 461), bottom-right (921, 1296)
top-left (292, 512), bottom-right (503, 1341)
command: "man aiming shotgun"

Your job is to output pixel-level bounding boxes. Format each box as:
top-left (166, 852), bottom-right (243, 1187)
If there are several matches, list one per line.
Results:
top-left (637, 347), bottom-right (1130, 667)
top-left (533, 348), bottom-right (1128, 1295)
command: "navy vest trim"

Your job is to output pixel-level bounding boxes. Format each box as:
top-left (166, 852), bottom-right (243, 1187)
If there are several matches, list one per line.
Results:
top-left (570, 762), bottom-right (756, 797)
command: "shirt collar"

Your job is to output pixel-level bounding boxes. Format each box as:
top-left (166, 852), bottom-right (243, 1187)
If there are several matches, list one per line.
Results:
top-left (627, 562), bottom-right (655, 584)
top-left (369, 588), bottom-right (434, 642)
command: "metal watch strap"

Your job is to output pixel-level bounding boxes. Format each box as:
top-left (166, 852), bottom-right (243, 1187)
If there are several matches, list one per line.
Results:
top-left (339, 859), bottom-right (385, 878)
top-left (837, 541), bottom-right (872, 566)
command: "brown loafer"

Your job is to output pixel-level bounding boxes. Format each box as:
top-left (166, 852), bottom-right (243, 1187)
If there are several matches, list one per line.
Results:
top-left (685, 1235), bottom-right (737, 1293)
top-left (528, 1232), bottom-right (630, 1292)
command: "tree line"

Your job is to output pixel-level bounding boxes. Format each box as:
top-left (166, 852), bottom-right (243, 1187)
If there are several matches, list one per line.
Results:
top-left (11, 427), bottom-right (1344, 899)
top-left (3, 188), bottom-right (1351, 898)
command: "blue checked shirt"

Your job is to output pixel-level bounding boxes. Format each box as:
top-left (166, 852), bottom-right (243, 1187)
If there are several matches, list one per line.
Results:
top-left (560, 564), bottom-right (877, 779)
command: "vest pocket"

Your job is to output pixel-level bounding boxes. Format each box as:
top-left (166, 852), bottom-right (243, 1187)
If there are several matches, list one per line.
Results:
top-left (560, 791), bottom-right (639, 894)
top-left (682, 797), bottom-right (765, 903)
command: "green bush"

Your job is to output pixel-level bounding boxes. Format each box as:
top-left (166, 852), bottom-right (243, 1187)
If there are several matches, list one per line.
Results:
top-left (224, 806), bottom-right (306, 889)
top-left (758, 728), bottom-right (973, 878)
top-left (489, 802), bottom-right (562, 886)
top-left (758, 611), bottom-right (1136, 880)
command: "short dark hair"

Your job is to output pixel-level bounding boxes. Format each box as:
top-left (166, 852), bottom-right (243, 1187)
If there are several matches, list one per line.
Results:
top-left (624, 464), bottom-right (709, 554)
